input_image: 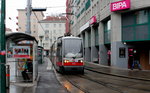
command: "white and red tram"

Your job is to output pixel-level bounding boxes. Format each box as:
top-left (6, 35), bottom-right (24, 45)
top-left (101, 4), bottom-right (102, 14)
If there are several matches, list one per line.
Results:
top-left (50, 36), bottom-right (84, 74)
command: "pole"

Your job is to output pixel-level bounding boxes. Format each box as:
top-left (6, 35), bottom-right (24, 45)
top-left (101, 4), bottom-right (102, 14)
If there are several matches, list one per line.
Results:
top-left (0, 0), bottom-right (6, 93)
top-left (25, 0), bottom-right (32, 34)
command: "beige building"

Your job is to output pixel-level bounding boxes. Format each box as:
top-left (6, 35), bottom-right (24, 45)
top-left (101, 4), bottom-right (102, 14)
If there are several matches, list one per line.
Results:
top-left (6, 28), bottom-right (12, 34)
top-left (17, 9), bottom-right (44, 40)
top-left (38, 16), bottom-right (66, 56)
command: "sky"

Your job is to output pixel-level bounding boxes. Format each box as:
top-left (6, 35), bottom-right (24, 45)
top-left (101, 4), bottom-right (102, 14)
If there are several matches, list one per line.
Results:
top-left (6, 0), bottom-right (66, 32)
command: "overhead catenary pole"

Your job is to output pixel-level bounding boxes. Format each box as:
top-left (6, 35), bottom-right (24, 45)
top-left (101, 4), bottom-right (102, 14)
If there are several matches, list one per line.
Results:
top-left (0, 0), bottom-right (6, 93)
top-left (25, 0), bottom-right (32, 34)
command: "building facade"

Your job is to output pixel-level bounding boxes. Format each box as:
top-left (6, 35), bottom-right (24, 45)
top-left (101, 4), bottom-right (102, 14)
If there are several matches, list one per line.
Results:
top-left (69, 0), bottom-right (150, 70)
top-left (38, 16), bottom-right (66, 56)
top-left (17, 9), bottom-right (44, 40)
top-left (66, 0), bottom-right (71, 34)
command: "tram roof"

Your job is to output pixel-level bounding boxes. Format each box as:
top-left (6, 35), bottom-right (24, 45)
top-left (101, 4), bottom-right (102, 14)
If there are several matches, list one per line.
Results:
top-left (6, 32), bottom-right (38, 43)
top-left (62, 36), bottom-right (81, 39)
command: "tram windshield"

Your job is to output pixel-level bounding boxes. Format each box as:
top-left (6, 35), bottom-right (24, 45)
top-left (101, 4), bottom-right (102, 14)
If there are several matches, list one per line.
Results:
top-left (63, 39), bottom-right (83, 58)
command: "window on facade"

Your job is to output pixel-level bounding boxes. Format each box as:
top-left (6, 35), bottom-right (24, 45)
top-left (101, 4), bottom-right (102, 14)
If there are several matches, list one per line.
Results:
top-left (45, 30), bottom-right (49, 34)
top-left (88, 31), bottom-right (91, 47)
top-left (50, 39), bottom-right (52, 42)
top-left (53, 30), bottom-right (56, 34)
top-left (122, 9), bottom-right (150, 41)
top-left (45, 37), bottom-right (49, 41)
top-left (104, 20), bottom-right (111, 44)
top-left (59, 24), bottom-right (61, 27)
top-left (54, 37), bottom-right (56, 41)
top-left (85, 0), bottom-right (91, 10)
top-left (95, 28), bottom-right (99, 46)
top-left (136, 10), bottom-right (148, 24)
top-left (33, 25), bottom-right (36, 29)
top-left (45, 24), bottom-right (49, 28)
top-left (54, 24), bottom-right (56, 27)
top-left (44, 43), bottom-right (48, 47)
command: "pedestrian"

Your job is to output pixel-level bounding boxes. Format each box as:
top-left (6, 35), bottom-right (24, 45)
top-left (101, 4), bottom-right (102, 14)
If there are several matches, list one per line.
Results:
top-left (21, 63), bottom-right (30, 82)
top-left (131, 59), bottom-right (142, 70)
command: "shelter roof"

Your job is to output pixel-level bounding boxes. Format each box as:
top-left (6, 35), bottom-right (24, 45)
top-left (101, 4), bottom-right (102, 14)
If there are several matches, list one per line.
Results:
top-left (6, 32), bottom-right (38, 43)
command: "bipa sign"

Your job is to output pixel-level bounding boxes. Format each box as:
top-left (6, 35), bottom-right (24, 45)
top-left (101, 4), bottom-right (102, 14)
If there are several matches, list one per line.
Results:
top-left (111, 0), bottom-right (130, 12)
top-left (90, 16), bottom-right (97, 25)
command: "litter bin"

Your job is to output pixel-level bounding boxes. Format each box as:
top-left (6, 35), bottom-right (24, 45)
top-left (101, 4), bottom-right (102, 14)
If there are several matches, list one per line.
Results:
top-left (38, 46), bottom-right (43, 64)
top-left (6, 65), bottom-right (10, 88)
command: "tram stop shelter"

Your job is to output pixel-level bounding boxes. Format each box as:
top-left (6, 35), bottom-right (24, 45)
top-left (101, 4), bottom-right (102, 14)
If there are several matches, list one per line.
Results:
top-left (6, 32), bottom-right (38, 86)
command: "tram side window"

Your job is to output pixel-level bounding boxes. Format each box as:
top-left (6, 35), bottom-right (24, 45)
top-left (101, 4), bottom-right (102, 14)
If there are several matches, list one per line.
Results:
top-left (57, 44), bottom-right (62, 61)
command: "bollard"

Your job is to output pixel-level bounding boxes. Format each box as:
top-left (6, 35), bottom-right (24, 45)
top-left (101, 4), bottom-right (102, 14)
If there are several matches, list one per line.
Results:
top-left (6, 65), bottom-right (10, 88)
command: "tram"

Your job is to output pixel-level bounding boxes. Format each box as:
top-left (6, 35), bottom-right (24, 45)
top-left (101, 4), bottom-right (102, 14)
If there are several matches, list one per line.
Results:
top-left (50, 36), bottom-right (84, 74)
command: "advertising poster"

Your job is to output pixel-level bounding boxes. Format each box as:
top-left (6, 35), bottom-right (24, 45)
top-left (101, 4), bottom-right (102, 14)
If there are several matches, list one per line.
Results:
top-left (13, 46), bottom-right (30, 58)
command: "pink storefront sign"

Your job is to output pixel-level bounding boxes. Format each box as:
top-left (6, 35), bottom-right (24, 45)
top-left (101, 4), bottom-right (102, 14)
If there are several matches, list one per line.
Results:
top-left (90, 16), bottom-right (97, 24)
top-left (111, 0), bottom-right (130, 12)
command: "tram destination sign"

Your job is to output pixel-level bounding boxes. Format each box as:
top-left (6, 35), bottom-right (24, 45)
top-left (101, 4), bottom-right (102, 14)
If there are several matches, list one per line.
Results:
top-left (13, 46), bottom-right (30, 58)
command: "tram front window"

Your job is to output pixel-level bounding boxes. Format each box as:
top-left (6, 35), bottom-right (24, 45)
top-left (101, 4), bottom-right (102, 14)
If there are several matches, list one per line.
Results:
top-left (64, 39), bottom-right (83, 58)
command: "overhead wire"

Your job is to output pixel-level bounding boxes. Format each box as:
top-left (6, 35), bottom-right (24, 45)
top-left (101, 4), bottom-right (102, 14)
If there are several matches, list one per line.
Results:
top-left (32, 0), bottom-right (66, 32)
top-left (33, 12), bottom-right (45, 32)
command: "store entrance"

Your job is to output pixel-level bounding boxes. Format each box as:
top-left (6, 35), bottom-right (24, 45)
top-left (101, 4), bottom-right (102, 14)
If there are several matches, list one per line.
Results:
top-left (128, 47), bottom-right (150, 70)
top-left (128, 48), bottom-right (140, 69)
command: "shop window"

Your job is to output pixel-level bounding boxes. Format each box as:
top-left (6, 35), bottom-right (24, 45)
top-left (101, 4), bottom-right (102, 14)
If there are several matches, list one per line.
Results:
top-left (122, 13), bottom-right (134, 26)
top-left (88, 31), bottom-right (91, 47)
top-left (83, 34), bottom-right (85, 48)
top-left (136, 10), bottom-right (148, 24)
top-left (122, 9), bottom-right (150, 42)
top-left (104, 20), bottom-right (111, 44)
top-left (95, 28), bottom-right (99, 46)
top-left (119, 48), bottom-right (126, 58)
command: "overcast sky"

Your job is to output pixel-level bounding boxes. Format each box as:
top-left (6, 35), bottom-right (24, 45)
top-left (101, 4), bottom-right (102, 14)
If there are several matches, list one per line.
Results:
top-left (6, 0), bottom-right (66, 31)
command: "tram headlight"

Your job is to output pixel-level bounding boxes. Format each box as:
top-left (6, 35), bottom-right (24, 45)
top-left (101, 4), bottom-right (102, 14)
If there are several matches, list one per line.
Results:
top-left (64, 60), bottom-right (69, 63)
top-left (78, 60), bottom-right (83, 63)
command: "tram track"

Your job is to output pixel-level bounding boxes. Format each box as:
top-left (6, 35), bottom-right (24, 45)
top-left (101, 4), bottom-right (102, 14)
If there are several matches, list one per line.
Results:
top-left (65, 74), bottom-right (125, 93)
top-left (79, 74), bottom-right (150, 92)
top-left (87, 69), bottom-right (150, 92)
top-left (85, 68), bottom-right (150, 89)
top-left (64, 69), bottom-right (150, 93)
top-left (53, 62), bottom-right (150, 93)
